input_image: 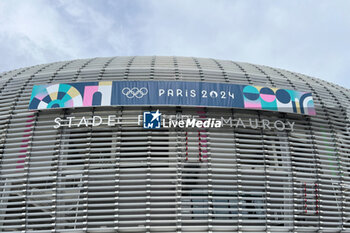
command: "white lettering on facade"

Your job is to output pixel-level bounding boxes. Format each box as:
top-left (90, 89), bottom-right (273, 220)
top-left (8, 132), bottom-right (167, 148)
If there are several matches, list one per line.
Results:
top-left (54, 117), bottom-right (62, 129)
top-left (67, 117), bottom-right (75, 128)
top-left (52, 114), bottom-right (295, 131)
top-left (92, 116), bottom-right (102, 126)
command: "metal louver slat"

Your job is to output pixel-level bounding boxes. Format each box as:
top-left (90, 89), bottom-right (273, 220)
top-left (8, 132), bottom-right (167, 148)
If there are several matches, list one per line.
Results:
top-left (0, 56), bottom-right (350, 232)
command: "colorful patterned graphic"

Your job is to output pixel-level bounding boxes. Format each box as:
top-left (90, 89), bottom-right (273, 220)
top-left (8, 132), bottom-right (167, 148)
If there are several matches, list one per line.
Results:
top-left (29, 82), bottom-right (112, 110)
top-left (29, 84), bottom-right (82, 109)
top-left (29, 81), bottom-right (316, 116)
top-left (243, 85), bottom-right (316, 115)
top-left (81, 81), bottom-right (112, 106)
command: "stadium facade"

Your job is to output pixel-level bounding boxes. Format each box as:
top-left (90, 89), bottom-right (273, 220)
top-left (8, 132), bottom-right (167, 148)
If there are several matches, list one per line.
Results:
top-left (0, 56), bottom-right (349, 232)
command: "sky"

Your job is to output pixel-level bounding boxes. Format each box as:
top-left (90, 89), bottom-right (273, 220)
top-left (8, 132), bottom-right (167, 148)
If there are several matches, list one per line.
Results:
top-left (0, 0), bottom-right (349, 88)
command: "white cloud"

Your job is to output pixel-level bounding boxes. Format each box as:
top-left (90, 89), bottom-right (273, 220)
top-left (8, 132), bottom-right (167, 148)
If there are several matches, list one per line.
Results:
top-left (137, 0), bottom-right (350, 88)
top-left (0, 0), bottom-right (134, 70)
top-left (0, 0), bottom-right (349, 89)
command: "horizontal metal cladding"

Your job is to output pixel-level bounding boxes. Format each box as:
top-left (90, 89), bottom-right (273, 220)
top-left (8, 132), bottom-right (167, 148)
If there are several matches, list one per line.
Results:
top-left (0, 56), bottom-right (350, 233)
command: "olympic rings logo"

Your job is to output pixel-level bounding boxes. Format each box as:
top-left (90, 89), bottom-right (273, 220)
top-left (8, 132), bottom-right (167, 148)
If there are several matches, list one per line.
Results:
top-left (122, 87), bottom-right (148, 98)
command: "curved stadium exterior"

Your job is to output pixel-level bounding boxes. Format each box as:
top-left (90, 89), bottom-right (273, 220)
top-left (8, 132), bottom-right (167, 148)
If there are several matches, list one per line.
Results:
top-left (0, 56), bottom-right (350, 233)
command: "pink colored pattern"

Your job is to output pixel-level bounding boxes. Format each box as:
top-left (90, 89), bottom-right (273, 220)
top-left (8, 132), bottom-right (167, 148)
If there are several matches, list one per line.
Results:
top-left (35, 93), bottom-right (47, 101)
top-left (65, 99), bottom-right (73, 107)
top-left (83, 86), bottom-right (99, 106)
top-left (197, 108), bottom-right (208, 162)
top-left (16, 114), bottom-right (34, 171)
top-left (260, 94), bottom-right (276, 102)
top-left (245, 101), bottom-right (261, 109)
top-left (308, 108), bottom-right (316, 116)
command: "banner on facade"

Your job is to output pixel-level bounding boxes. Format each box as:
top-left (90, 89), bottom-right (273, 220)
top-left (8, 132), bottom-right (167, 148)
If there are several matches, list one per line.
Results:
top-left (28, 80), bottom-right (316, 115)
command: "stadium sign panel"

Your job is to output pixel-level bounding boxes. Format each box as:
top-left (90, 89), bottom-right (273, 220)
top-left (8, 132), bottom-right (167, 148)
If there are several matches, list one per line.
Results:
top-left (29, 80), bottom-right (316, 115)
